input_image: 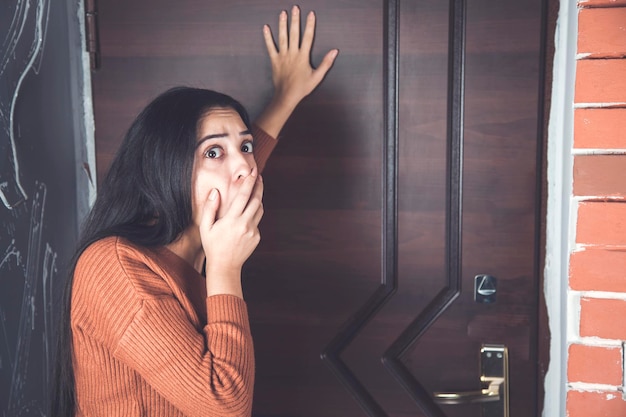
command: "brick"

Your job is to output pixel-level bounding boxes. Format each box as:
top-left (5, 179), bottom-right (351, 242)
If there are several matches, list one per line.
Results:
top-left (578, 8), bottom-right (626, 58)
top-left (568, 344), bottom-right (622, 385)
top-left (571, 248), bottom-right (626, 292)
top-left (577, 202), bottom-right (626, 245)
top-left (579, 0), bottom-right (626, 6)
top-left (580, 297), bottom-right (626, 339)
top-left (574, 108), bottom-right (626, 149)
top-left (567, 390), bottom-right (626, 417)
top-left (575, 60), bottom-right (626, 104)
top-left (573, 155), bottom-right (626, 197)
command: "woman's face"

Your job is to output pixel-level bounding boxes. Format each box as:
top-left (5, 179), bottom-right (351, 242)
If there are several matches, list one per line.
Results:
top-left (191, 107), bottom-right (257, 224)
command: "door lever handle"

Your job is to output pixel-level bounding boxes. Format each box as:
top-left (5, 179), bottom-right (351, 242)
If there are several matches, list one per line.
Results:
top-left (432, 345), bottom-right (509, 417)
top-left (434, 376), bottom-right (503, 404)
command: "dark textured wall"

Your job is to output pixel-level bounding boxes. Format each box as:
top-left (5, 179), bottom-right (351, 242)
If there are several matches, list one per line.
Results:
top-left (0, 1), bottom-right (85, 415)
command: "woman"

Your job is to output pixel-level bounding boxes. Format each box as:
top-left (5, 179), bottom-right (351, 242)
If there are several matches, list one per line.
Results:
top-left (52, 7), bottom-right (338, 417)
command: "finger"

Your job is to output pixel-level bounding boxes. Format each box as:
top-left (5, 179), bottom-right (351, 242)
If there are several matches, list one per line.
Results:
top-left (300, 11), bottom-right (315, 55)
top-left (227, 168), bottom-right (258, 216)
top-left (246, 176), bottom-right (265, 226)
top-left (262, 24), bottom-right (278, 58)
top-left (202, 188), bottom-right (221, 228)
top-left (242, 175), bottom-right (264, 218)
top-left (278, 10), bottom-right (288, 53)
top-left (251, 202), bottom-right (264, 227)
top-left (313, 49), bottom-right (339, 79)
top-left (289, 5), bottom-right (301, 51)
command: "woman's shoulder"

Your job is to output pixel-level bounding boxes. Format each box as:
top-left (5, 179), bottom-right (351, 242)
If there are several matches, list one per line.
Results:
top-left (75, 236), bottom-right (172, 300)
top-left (72, 236), bottom-right (203, 337)
top-left (78, 236), bottom-right (152, 271)
top-left (80, 235), bottom-right (142, 255)
top-left (71, 237), bottom-right (161, 344)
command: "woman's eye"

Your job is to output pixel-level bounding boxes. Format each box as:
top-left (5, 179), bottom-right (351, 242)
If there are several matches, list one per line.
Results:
top-left (204, 146), bottom-right (223, 159)
top-left (241, 142), bottom-right (254, 154)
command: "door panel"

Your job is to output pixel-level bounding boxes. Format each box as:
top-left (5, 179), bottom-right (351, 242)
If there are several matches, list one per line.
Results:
top-left (92, 0), bottom-right (544, 416)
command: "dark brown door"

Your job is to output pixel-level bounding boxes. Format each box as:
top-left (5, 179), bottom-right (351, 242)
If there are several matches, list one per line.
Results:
top-left (92, 1), bottom-right (546, 416)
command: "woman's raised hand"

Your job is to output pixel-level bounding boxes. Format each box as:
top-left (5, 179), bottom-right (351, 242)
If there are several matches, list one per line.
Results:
top-left (263, 6), bottom-right (338, 110)
top-left (255, 6), bottom-right (338, 138)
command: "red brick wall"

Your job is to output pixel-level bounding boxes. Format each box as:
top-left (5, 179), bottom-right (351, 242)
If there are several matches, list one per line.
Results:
top-left (567, 1), bottom-right (626, 415)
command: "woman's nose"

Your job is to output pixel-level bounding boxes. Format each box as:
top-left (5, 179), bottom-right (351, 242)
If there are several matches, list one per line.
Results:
top-left (233, 154), bottom-right (256, 181)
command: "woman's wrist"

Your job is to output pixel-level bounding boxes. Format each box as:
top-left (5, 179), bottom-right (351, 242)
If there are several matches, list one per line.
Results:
top-left (205, 266), bottom-right (244, 298)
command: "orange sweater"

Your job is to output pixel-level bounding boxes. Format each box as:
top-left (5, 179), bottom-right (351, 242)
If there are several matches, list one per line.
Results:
top-left (70, 126), bottom-right (276, 417)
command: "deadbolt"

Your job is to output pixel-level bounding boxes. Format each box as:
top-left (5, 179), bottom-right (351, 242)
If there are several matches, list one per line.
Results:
top-left (474, 274), bottom-right (497, 303)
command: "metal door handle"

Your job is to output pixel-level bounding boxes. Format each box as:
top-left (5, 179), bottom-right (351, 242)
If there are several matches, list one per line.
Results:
top-left (433, 344), bottom-right (509, 417)
top-left (434, 377), bottom-right (502, 404)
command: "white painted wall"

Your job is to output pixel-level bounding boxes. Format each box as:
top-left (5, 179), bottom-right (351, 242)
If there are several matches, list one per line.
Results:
top-left (69, 0), bottom-right (96, 223)
top-left (543, 0), bottom-right (577, 415)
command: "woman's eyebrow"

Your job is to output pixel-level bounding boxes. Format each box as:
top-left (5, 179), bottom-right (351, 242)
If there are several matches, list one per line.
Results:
top-left (196, 130), bottom-right (252, 147)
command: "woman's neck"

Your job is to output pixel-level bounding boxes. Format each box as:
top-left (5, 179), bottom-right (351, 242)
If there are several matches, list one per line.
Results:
top-left (165, 230), bottom-right (205, 273)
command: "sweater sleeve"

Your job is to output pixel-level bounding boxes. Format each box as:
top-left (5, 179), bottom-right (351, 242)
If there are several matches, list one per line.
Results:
top-left (251, 124), bottom-right (277, 174)
top-left (72, 238), bottom-right (254, 417)
top-left (115, 295), bottom-right (254, 417)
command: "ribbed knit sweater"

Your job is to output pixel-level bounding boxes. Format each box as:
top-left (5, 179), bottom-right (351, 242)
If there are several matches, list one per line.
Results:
top-left (70, 126), bottom-right (276, 417)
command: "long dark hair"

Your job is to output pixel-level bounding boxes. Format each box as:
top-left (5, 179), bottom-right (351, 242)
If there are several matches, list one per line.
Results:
top-left (51, 87), bottom-right (251, 416)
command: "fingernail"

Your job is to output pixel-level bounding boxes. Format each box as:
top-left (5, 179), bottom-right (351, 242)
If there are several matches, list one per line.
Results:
top-left (331, 49), bottom-right (339, 58)
top-left (209, 189), bottom-right (218, 201)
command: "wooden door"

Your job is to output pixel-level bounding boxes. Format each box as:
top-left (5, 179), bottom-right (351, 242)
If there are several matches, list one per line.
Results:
top-left (92, 1), bottom-right (547, 416)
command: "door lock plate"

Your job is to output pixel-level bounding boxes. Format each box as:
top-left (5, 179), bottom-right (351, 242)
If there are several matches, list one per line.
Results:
top-left (434, 344), bottom-right (509, 417)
